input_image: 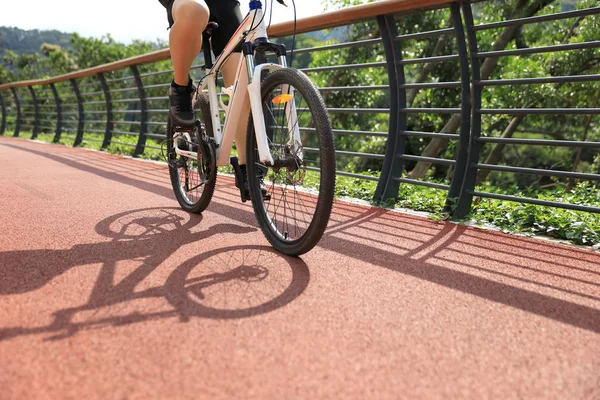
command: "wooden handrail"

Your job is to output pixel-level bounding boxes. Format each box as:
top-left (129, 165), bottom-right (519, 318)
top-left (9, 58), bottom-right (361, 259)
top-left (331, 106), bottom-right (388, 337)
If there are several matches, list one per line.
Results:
top-left (0, 0), bottom-right (452, 91)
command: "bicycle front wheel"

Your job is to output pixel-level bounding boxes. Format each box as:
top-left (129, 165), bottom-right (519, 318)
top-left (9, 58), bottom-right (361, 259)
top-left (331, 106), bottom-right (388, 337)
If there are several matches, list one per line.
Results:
top-left (246, 68), bottom-right (336, 256)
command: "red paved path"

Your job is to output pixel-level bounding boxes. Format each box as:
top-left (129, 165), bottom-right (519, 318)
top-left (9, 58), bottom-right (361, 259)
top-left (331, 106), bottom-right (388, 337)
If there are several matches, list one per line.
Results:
top-left (1, 136), bottom-right (599, 399)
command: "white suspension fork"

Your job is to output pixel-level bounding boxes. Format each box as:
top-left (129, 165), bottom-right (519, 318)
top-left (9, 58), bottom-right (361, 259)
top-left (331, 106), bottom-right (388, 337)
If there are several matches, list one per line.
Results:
top-left (282, 84), bottom-right (303, 159)
top-left (247, 63), bottom-right (285, 165)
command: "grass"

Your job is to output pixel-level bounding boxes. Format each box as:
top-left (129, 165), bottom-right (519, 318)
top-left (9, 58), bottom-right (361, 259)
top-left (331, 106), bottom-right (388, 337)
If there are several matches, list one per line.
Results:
top-left (5, 129), bottom-right (600, 248)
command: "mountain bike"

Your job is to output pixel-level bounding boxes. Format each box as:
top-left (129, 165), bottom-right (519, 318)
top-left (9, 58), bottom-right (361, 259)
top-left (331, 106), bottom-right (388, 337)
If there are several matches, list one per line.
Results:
top-left (166, 0), bottom-right (336, 256)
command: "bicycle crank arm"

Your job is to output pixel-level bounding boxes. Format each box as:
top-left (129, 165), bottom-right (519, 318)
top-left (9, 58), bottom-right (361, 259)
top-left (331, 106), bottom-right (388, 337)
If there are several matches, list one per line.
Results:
top-left (174, 148), bottom-right (198, 160)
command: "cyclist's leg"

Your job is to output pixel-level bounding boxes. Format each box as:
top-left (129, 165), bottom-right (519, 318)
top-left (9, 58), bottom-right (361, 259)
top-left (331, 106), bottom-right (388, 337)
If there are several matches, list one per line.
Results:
top-left (169, 0), bottom-right (210, 86)
top-left (207, 0), bottom-right (247, 163)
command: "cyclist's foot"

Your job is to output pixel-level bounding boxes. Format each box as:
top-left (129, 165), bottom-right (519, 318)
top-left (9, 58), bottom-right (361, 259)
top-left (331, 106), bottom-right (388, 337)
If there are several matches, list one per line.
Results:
top-left (237, 164), bottom-right (271, 201)
top-left (169, 78), bottom-right (196, 128)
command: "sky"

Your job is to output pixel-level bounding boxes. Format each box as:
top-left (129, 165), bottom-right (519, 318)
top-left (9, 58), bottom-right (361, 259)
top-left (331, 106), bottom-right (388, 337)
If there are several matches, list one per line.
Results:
top-left (0, 0), bottom-right (328, 44)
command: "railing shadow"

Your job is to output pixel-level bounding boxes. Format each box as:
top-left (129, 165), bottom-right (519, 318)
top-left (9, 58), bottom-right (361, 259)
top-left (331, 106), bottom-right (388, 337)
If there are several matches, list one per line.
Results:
top-left (0, 206), bottom-right (310, 341)
top-left (2, 140), bottom-right (599, 336)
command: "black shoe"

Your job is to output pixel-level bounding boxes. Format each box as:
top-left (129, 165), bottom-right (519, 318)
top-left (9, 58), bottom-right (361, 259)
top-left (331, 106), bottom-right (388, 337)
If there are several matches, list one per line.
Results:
top-left (169, 79), bottom-right (195, 128)
top-left (237, 164), bottom-right (271, 201)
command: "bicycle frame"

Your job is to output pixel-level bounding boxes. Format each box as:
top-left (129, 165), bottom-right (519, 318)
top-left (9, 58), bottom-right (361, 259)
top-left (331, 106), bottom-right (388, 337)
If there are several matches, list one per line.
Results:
top-left (174, 1), bottom-right (301, 167)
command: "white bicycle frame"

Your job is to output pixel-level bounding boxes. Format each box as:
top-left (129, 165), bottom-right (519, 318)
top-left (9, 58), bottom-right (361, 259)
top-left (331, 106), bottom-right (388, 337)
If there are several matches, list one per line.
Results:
top-left (175, 2), bottom-right (302, 167)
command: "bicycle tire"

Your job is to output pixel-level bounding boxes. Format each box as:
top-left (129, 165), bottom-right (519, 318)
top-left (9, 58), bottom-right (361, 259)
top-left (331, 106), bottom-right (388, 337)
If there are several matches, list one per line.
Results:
top-left (168, 94), bottom-right (216, 213)
top-left (246, 68), bottom-right (336, 256)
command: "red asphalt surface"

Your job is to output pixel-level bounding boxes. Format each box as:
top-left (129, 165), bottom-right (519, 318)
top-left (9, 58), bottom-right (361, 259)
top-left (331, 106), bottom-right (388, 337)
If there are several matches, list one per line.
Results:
top-left (0, 135), bottom-right (599, 399)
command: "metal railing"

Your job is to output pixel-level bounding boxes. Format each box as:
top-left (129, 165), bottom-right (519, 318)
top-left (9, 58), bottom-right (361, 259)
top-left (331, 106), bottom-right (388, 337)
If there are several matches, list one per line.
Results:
top-left (1, 0), bottom-right (599, 217)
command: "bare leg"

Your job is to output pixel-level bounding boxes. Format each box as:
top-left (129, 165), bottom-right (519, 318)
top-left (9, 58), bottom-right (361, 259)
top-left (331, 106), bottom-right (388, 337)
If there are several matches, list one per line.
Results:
top-left (169, 0), bottom-right (209, 86)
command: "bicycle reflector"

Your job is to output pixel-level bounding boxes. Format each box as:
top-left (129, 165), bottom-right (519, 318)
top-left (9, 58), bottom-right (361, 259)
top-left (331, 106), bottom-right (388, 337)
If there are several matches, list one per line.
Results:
top-left (272, 94), bottom-right (293, 104)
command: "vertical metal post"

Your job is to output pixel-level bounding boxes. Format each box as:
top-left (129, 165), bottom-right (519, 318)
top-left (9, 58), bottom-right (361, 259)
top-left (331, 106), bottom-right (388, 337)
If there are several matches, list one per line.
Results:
top-left (11, 87), bottom-right (21, 137)
top-left (28, 85), bottom-right (41, 140)
top-left (50, 83), bottom-right (63, 143)
top-left (373, 13), bottom-right (407, 204)
top-left (130, 65), bottom-right (148, 157)
top-left (0, 91), bottom-right (6, 136)
top-left (445, 2), bottom-right (472, 214)
top-left (70, 79), bottom-right (85, 147)
top-left (453, 3), bottom-right (483, 219)
top-left (97, 72), bottom-right (114, 149)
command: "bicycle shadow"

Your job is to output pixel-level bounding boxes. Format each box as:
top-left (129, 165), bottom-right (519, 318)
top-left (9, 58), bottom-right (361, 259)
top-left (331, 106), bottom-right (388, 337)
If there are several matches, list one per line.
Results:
top-left (0, 207), bottom-right (310, 342)
top-left (4, 141), bottom-right (598, 335)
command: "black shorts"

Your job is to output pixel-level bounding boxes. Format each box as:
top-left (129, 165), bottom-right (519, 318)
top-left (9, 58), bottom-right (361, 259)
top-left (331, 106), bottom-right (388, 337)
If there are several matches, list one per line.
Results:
top-left (160, 0), bottom-right (243, 56)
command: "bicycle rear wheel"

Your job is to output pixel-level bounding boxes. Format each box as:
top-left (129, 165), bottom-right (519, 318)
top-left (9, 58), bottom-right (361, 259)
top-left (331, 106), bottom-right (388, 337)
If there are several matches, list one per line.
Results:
top-left (167, 94), bottom-right (216, 213)
top-left (246, 68), bottom-right (336, 256)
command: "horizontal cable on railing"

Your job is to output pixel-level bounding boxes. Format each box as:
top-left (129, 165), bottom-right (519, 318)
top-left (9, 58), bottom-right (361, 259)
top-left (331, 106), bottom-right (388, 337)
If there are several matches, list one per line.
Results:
top-left (145, 133), bottom-right (166, 139)
top-left (400, 130), bottom-right (460, 139)
top-left (301, 62), bottom-right (386, 73)
top-left (111, 98), bottom-right (142, 104)
top-left (479, 108), bottom-right (600, 115)
top-left (477, 137), bottom-right (600, 148)
top-left (396, 28), bottom-right (455, 41)
top-left (470, 191), bottom-right (600, 213)
top-left (474, 6), bottom-right (600, 31)
top-left (478, 74), bottom-right (600, 86)
top-left (143, 83), bottom-right (171, 89)
top-left (477, 41), bottom-right (600, 58)
top-left (399, 154), bottom-right (456, 165)
top-left (305, 147), bottom-right (385, 159)
top-left (139, 69), bottom-right (173, 78)
top-left (400, 82), bottom-right (461, 89)
top-left (292, 127), bottom-right (388, 137)
top-left (319, 85), bottom-right (389, 92)
top-left (295, 107), bottom-right (389, 114)
top-left (114, 120), bottom-right (141, 125)
top-left (305, 166), bottom-right (379, 181)
top-left (106, 75), bottom-right (135, 83)
top-left (401, 108), bottom-right (461, 114)
top-left (398, 54), bottom-right (459, 65)
top-left (394, 177), bottom-right (450, 190)
top-left (476, 164), bottom-right (600, 180)
top-left (141, 144), bottom-right (163, 150)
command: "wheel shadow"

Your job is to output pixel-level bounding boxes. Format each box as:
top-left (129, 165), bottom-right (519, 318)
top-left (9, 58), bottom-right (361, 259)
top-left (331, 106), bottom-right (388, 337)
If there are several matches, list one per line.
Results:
top-left (0, 207), bottom-right (310, 342)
